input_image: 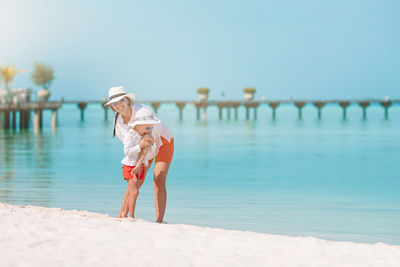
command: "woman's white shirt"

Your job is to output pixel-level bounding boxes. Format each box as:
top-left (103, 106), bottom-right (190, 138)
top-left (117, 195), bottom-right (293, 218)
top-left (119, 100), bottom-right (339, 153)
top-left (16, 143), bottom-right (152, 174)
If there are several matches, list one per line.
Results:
top-left (115, 103), bottom-right (173, 166)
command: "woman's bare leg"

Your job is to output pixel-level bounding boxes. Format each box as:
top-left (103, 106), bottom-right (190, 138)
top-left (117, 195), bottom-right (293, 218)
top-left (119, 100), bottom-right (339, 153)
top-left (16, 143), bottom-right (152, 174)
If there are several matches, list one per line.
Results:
top-left (153, 161), bottom-right (170, 223)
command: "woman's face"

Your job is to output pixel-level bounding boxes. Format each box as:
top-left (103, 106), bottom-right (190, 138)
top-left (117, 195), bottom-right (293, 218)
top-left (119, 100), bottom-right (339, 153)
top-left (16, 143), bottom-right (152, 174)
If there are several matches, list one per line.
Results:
top-left (134, 124), bottom-right (154, 135)
top-left (111, 97), bottom-right (130, 114)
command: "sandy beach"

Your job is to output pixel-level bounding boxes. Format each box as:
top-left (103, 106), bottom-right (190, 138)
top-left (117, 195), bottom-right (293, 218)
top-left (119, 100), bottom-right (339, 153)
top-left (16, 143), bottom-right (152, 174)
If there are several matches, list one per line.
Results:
top-left (1, 203), bottom-right (399, 267)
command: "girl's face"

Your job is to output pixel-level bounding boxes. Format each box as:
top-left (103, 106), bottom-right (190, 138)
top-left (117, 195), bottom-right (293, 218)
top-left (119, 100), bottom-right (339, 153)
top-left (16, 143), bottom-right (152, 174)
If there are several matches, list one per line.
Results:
top-left (111, 97), bottom-right (130, 114)
top-left (134, 124), bottom-right (154, 135)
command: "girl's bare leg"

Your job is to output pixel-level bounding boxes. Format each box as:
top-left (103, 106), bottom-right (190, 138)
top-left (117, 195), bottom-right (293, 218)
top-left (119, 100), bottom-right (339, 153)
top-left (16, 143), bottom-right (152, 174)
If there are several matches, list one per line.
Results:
top-left (117, 187), bottom-right (130, 217)
top-left (127, 179), bottom-right (144, 218)
top-left (119, 163), bottom-right (152, 218)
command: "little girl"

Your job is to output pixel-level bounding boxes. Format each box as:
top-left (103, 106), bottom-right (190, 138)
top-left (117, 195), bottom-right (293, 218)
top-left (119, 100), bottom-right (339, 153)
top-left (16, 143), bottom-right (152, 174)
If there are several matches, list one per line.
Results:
top-left (116, 108), bottom-right (161, 218)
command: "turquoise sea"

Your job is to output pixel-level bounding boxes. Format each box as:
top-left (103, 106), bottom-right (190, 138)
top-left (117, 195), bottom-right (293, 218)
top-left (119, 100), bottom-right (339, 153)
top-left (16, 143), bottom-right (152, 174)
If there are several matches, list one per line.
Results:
top-left (1, 102), bottom-right (399, 245)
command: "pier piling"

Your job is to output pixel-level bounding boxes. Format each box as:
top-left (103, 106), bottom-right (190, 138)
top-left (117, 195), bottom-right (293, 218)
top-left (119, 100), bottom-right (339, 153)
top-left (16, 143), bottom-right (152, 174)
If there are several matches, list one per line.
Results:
top-left (380, 101), bottom-right (392, 120)
top-left (313, 101), bottom-right (327, 120)
top-left (176, 102), bottom-right (186, 120)
top-left (338, 101), bottom-right (351, 120)
top-left (19, 111), bottom-right (24, 129)
top-left (294, 101), bottom-right (306, 120)
top-left (358, 101), bottom-right (371, 120)
top-left (216, 102), bottom-right (225, 120)
top-left (244, 102), bottom-right (260, 120)
top-left (195, 102), bottom-right (208, 120)
top-left (12, 111), bottom-right (17, 130)
top-left (77, 102), bottom-right (88, 121)
top-left (51, 110), bottom-right (57, 131)
top-left (4, 111), bottom-right (10, 129)
top-left (232, 103), bottom-right (240, 120)
top-left (102, 98), bottom-right (108, 121)
top-left (150, 102), bottom-right (161, 114)
top-left (24, 111), bottom-right (30, 128)
top-left (33, 109), bottom-right (43, 133)
top-left (268, 102), bottom-right (280, 120)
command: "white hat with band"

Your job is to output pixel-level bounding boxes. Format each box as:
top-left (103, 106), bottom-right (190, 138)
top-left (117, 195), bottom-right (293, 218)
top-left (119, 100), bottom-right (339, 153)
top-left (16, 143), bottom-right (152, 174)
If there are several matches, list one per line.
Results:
top-left (129, 107), bottom-right (161, 127)
top-left (104, 86), bottom-right (135, 107)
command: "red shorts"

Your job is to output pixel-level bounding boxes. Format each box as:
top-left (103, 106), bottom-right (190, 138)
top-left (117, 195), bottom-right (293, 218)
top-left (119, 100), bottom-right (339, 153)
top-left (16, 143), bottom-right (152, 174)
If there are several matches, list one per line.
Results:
top-left (122, 161), bottom-right (152, 180)
top-left (155, 137), bottom-right (174, 163)
top-left (122, 137), bottom-right (174, 180)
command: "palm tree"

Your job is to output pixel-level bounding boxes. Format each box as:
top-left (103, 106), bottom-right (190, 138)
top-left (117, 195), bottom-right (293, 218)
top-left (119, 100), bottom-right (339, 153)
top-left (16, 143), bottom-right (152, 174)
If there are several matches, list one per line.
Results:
top-left (0, 64), bottom-right (26, 89)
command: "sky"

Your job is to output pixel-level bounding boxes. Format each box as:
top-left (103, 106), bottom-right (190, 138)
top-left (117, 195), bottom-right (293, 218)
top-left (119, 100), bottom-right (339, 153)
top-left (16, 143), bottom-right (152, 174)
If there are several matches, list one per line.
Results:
top-left (0, 0), bottom-right (399, 101)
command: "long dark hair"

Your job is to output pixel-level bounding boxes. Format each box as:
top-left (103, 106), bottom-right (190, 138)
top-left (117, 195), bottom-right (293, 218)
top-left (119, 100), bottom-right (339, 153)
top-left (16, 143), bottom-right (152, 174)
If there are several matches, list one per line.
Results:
top-left (112, 97), bottom-right (130, 137)
top-left (113, 113), bottom-right (119, 137)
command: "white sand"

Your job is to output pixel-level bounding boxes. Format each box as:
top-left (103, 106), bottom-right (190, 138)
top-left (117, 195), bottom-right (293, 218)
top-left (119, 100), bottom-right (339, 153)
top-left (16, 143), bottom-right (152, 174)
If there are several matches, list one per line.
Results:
top-left (1, 203), bottom-right (399, 267)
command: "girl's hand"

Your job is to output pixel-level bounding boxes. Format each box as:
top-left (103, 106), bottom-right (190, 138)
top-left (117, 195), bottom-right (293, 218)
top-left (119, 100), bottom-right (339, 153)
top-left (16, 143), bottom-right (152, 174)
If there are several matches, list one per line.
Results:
top-left (139, 138), bottom-right (152, 149)
top-left (131, 167), bottom-right (139, 182)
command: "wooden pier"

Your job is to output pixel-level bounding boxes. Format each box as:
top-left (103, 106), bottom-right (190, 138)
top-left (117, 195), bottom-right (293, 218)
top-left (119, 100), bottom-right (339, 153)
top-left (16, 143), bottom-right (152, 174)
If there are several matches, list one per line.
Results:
top-left (0, 102), bottom-right (62, 132)
top-left (63, 99), bottom-right (400, 121)
top-left (1, 99), bottom-right (398, 132)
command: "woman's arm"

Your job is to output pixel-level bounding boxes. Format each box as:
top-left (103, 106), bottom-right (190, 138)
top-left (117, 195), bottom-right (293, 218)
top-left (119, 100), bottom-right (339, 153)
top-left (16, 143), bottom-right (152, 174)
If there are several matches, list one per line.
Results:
top-left (123, 134), bottom-right (153, 157)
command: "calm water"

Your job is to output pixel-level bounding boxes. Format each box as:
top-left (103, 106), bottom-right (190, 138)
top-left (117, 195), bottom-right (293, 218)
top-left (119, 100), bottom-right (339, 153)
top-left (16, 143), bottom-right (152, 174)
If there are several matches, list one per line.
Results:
top-left (1, 103), bottom-right (400, 245)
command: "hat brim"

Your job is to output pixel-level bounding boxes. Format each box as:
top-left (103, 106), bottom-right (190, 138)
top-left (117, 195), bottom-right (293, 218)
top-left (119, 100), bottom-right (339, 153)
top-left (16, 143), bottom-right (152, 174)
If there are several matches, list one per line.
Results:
top-left (132, 119), bottom-right (161, 127)
top-left (104, 93), bottom-right (135, 107)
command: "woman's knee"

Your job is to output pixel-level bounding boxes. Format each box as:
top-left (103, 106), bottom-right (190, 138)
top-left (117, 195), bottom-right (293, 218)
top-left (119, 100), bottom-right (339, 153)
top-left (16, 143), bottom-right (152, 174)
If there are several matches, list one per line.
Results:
top-left (153, 177), bottom-right (166, 191)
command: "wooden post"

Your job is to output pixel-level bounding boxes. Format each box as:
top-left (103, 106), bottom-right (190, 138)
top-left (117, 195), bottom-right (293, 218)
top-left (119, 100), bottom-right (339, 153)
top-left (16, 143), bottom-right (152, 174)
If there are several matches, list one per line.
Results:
top-left (102, 98), bottom-right (108, 121)
top-left (39, 110), bottom-right (43, 128)
top-left (195, 102), bottom-right (208, 120)
top-left (19, 110), bottom-right (24, 129)
top-left (24, 110), bottom-right (30, 128)
top-left (196, 105), bottom-right (200, 120)
top-left (4, 111), bottom-right (10, 129)
top-left (227, 107), bottom-right (231, 120)
top-left (313, 101), bottom-right (326, 120)
top-left (77, 102), bottom-right (88, 121)
top-left (12, 111), bottom-right (16, 130)
top-left (294, 101), bottom-right (306, 120)
top-left (245, 106), bottom-right (250, 120)
top-left (268, 102), bottom-right (280, 120)
top-left (359, 101), bottom-right (370, 120)
top-left (51, 109), bottom-right (57, 131)
top-left (150, 102), bottom-right (161, 114)
top-left (202, 106), bottom-right (208, 120)
top-left (232, 103), bottom-right (240, 120)
top-left (216, 102), bottom-right (224, 120)
top-left (34, 109), bottom-right (40, 133)
top-left (338, 101), bottom-right (350, 120)
top-left (380, 101), bottom-right (392, 120)
top-left (176, 102), bottom-right (186, 120)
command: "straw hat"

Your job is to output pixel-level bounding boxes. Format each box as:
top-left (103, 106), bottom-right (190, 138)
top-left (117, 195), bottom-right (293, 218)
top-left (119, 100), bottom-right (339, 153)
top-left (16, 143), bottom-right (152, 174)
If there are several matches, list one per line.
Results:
top-left (104, 86), bottom-right (135, 107)
top-left (129, 107), bottom-right (161, 127)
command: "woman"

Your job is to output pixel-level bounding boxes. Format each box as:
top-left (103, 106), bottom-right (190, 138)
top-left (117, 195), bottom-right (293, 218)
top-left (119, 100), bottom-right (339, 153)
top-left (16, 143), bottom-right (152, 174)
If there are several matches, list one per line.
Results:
top-left (104, 86), bottom-right (174, 223)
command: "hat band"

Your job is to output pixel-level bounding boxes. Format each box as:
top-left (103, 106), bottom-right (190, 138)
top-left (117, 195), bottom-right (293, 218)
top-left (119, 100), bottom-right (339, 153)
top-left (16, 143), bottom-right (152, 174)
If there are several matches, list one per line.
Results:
top-left (109, 93), bottom-right (127, 100)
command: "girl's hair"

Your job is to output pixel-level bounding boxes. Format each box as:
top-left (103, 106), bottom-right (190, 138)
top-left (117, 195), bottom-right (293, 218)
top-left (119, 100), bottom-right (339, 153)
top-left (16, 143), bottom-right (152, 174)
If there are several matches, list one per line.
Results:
top-left (112, 97), bottom-right (131, 137)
